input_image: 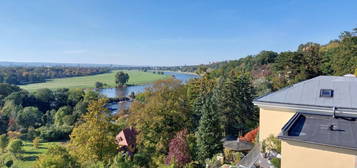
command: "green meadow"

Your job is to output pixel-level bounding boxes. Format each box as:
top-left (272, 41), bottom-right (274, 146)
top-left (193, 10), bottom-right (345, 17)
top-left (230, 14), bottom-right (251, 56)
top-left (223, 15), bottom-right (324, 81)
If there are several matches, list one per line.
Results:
top-left (0, 141), bottom-right (61, 168)
top-left (20, 70), bottom-right (169, 91)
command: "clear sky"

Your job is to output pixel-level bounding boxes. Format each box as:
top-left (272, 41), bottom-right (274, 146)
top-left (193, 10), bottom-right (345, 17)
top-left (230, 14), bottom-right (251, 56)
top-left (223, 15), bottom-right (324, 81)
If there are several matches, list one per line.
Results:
top-left (0, 0), bottom-right (356, 66)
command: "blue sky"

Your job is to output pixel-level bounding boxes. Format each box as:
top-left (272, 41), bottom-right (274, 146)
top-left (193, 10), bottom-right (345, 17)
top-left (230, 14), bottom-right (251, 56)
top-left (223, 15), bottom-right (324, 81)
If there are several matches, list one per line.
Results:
top-left (0, 0), bottom-right (356, 66)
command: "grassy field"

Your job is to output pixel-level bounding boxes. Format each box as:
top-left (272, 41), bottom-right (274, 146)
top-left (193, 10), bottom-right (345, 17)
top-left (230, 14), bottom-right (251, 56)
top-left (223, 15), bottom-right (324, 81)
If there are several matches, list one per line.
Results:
top-left (20, 70), bottom-right (169, 91)
top-left (0, 141), bottom-right (62, 168)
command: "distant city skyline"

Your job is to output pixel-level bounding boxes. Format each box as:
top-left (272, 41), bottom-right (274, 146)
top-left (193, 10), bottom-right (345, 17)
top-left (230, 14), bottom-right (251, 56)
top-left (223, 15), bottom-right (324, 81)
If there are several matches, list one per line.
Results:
top-left (0, 0), bottom-right (356, 66)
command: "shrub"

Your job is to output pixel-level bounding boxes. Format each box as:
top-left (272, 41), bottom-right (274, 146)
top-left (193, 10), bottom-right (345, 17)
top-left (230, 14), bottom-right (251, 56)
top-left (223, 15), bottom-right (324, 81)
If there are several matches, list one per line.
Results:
top-left (33, 137), bottom-right (41, 149)
top-left (20, 127), bottom-right (39, 141)
top-left (132, 152), bottom-right (150, 167)
top-left (36, 126), bottom-right (72, 141)
top-left (205, 153), bottom-right (224, 168)
top-left (108, 154), bottom-right (135, 168)
top-left (271, 158), bottom-right (281, 168)
top-left (0, 153), bottom-right (17, 168)
top-left (262, 135), bottom-right (281, 154)
top-left (7, 131), bottom-right (21, 139)
top-left (34, 145), bottom-right (79, 168)
top-left (0, 134), bottom-right (9, 153)
top-left (223, 149), bottom-right (242, 165)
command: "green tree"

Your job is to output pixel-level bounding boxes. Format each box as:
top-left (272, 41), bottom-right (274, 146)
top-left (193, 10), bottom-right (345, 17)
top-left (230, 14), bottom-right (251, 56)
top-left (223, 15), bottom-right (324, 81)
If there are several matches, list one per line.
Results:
top-left (73, 100), bottom-right (89, 118)
top-left (67, 88), bottom-right (84, 106)
top-left (1, 100), bottom-right (22, 117)
top-left (0, 134), bottom-right (9, 153)
top-left (298, 42), bottom-right (322, 78)
top-left (187, 75), bottom-right (216, 131)
top-left (0, 100), bottom-right (22, 131)
top-left (16, 106), bottom-right (42, 129)
top-left (68, 98), bottom-right (117, 165)
top-left (52, 88), bottom-right (69, 109)
top-left (272, 51), bottom-right (306, 89)
top-left (115, 71), bottom-right (130, 86)
top-left (54, 106), bottom-right (73, 126)
top-left (128, 79), bottom-right (191, 162)
top-left (0, 83), bottom-right (21, 99)
top-left (331, 30), bottom-right (357, 75)
top-left (95, 82), bottom-right (104, 89)
top-left (255, 50), bottom-right (278, 65)
top-left (319, 41), bottom-right (338, 75)
top-left (0, 116), bottom-right (8, 136)
top-left (33, 88), bottom-right (54, 112)
top-left (83, 90), bottom-right (100, 103)
top-left (7, 139), bottom-right (23, 155)
top-left (196, 94), bottom-right (223, 163)
top-left (3, 90), bottom-right (30, 106)
top-left (214, 73), bottom-right (257, 136)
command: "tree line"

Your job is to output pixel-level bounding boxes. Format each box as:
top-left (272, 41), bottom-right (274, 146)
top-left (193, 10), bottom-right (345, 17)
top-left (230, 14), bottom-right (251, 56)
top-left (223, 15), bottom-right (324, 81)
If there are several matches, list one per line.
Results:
top-left (0, 28), bottom-right (355, 167)
top-left (0, 67), bottom-right (110, 85)
top-left (0, 83), bottom-right (103, 143)
top-left (189, 28), bottom-right (357, 96)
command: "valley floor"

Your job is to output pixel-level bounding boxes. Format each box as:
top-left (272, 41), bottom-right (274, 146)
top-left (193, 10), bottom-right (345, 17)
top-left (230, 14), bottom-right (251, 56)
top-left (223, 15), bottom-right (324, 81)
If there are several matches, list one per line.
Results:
top-left (19, 70), bottom-right (169, 91)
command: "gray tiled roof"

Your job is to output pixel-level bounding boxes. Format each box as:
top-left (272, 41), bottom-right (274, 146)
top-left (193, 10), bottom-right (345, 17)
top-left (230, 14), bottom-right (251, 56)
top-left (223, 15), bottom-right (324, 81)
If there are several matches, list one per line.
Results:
top-left (255, 76), bottom-right (357, 109)
top-left (279, 113), bottom-right (357, 150)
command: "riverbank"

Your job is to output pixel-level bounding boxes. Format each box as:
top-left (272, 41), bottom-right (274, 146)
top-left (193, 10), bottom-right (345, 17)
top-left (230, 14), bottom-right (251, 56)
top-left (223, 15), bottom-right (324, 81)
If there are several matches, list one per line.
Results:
top-left (156, 70), bottom-right (199, 76)
top-left (20, 70), bottom-right (169, 91)
top-left (100, 71), bottom-right (199, 113)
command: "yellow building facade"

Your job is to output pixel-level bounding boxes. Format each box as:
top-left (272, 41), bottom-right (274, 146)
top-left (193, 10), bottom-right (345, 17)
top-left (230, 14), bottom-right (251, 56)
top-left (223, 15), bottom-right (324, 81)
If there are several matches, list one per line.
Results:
top-left (254, 76), bottom-right (357, 168)
top-left (258, 107), bottom-right (295, 142)
top-left (282, 140), bottom-right (357, 168)
top-left (257, 106), bottom-right (357, 168)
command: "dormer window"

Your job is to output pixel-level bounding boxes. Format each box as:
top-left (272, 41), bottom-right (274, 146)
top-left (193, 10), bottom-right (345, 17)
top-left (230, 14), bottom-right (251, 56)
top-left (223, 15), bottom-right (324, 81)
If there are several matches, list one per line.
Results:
top-left (320, 89), bottom-right (334, 98)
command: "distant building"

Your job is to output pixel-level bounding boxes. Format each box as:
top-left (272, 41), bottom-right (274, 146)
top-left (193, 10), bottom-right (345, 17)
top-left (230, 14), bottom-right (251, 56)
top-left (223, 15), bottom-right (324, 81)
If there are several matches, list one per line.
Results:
top-left (254, 76), bottom-right (357, 168)
top-left (115, 127), bottom-right (137, 154)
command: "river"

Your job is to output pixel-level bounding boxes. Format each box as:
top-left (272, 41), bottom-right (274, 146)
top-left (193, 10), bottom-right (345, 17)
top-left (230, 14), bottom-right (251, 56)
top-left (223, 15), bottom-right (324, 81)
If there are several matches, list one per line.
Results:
top-left (100, 71), bottom-right (198, 113)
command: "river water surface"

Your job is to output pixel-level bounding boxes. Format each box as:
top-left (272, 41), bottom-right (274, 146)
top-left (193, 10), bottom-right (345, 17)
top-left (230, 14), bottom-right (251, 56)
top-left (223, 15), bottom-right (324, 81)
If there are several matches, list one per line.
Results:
top-left (100, 71), bottom-right (198, 113)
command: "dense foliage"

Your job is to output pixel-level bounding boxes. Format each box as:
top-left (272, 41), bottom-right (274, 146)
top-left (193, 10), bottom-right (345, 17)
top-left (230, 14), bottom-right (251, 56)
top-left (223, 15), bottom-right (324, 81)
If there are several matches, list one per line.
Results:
top-left (183, 28), bottom-right (357, 95)
top-left (0, 66), bottom-right (110, 85)
top-left (68, 98), bottom-right (117, 165)
top-left (35, 145), bottom-right (79, 168)
top-left (196, 93), bottom-right (223, 163)
top-left (0, 84), bottom-right (101, 141)
top-left (128, 79), bottom-right (191, 166)
top-left (214, 73), bottom-right (258, 136)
